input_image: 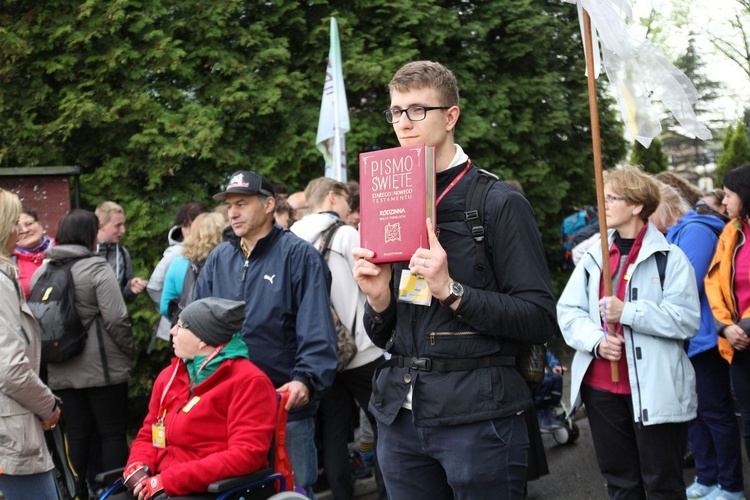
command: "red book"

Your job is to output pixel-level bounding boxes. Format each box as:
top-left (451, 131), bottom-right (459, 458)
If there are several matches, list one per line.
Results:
top-left (359, 144), bottom-right (436, 263)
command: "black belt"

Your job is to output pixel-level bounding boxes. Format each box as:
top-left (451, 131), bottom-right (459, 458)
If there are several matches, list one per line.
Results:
top-left (371, 354), bottom-right (516, 407)
top-left (383, 354), bottom-right (515, 372)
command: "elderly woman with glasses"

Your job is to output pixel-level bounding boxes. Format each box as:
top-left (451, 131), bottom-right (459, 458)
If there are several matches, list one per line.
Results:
top-left (123, 298), bottom-right (277, 500)
top-left (12, 206), bottom-right (54, 298)
top-left (557, 165), bottom-right (700, 499)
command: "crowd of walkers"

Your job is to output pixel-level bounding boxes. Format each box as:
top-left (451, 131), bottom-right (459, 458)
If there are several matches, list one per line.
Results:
top-left (1, 59), bottom-right (749, 500)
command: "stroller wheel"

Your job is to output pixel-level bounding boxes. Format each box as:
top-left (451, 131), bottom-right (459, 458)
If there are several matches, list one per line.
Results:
top-left (552, 425), bottom-right (569, 445)
top-left (552, 420), bottom-right (580, 445)
top-left (567, 421), bottom-right (580, 444)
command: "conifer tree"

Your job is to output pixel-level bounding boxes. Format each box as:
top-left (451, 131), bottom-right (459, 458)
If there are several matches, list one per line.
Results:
top-left (717, 122), bottom-right (750, 180)
top-left (631, 137), bottom-right (668, 174)
top-left (0, 0), bottom-right (627, 413)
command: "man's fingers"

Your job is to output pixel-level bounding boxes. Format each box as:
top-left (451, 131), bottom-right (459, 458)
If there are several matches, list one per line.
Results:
top-left (426, 218), bottom-right (439, 248)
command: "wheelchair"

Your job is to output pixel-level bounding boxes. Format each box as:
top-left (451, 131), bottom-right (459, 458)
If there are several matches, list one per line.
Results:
top-left (97, 393), bottom-right (303, 500)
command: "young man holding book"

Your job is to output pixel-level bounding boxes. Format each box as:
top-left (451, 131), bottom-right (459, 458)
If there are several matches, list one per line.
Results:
top-left (353, 61), bottom-right (558, 499)
top-left (290, 177), bottom-right (385, 500)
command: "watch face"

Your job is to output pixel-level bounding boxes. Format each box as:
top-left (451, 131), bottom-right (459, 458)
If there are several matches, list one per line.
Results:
top-left (451, 282), bottom-right (464, 297)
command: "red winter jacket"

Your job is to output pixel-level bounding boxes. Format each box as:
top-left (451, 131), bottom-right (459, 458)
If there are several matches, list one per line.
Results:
top-left (13, 248), bottom-right (48, 298)
top-left (127, 357), bottom-right (277, 496)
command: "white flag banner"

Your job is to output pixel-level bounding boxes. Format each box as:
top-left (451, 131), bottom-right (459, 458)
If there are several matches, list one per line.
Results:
top-left (316, 17), bottom-right (350, 182)
top-left (564, 0), bottom-right (712, 148)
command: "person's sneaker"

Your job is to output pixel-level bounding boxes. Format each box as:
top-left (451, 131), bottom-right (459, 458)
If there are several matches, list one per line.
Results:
top-left (703, 486), bottom-right (745, 500)
top-left (545, 408), bottom-right (563, 429)
top-left (350, 451), bottom-right (372, 480)
top-left (537, 410), bottom-right (553, 432)
top-left (686, 480), bottom-right (718, 498)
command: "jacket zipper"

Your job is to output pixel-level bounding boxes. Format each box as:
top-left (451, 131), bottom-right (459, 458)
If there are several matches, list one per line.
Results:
top-left (241, 257), bottom-right (250, 282)
top-left (429, 331), bottom-right (478, 346)
top-left (730, 228), bottom-right (745, 321)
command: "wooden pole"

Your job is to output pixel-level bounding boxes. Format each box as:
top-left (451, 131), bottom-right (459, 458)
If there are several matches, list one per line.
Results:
top-left (582, 8), bottom-right (619, 382)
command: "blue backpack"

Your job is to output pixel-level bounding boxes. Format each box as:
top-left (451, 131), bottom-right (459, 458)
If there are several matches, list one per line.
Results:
top-left (560, 206), bottom-right (597, 270)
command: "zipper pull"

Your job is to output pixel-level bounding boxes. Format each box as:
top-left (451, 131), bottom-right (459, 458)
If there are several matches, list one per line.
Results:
top-left (430, 332), bottom-right (436, 346)
top-left (241, 258), bottom-right (250, 282)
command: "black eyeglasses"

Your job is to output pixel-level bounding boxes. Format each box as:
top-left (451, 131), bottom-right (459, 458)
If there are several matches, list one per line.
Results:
top-left (384, 106), bottom-right (450, 124)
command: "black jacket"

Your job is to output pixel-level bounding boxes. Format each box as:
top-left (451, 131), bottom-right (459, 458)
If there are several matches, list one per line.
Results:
top-left (365, 163), bottom-right (557, 427)
top-left (96, 242), bottom-right (137, 304)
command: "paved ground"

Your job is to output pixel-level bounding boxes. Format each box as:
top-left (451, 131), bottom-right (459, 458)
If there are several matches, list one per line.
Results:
top-left (318, 340), bottom-right (750, 499)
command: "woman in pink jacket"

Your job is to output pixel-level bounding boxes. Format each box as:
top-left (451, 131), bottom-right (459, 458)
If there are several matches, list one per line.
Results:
top-left (12, 205), bottom-right (54, 298)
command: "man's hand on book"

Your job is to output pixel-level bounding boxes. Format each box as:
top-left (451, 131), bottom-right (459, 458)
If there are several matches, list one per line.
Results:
top-left (410, 218), bottom-right (453, 304)
top-left (353, 247), bottom-right (393, 312)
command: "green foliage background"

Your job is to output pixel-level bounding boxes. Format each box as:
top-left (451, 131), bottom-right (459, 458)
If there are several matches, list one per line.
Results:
top-left (0, 0), bottom-right (627, 424)
top-left (630, 137), bottom-right (668, 174)
top-left (717, 121), bottom-right (750, 181)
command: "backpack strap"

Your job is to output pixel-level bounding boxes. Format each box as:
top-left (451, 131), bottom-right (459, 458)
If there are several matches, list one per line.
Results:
top-left (464, 169), bottom-right (498, 271)
top-left (319, 220), bottom-right (345, 260)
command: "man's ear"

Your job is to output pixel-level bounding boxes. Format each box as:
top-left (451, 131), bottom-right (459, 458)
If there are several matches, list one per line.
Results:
top-left (445, 105), bottom-right (460, 132)
top-left (265, 196), bottom-right (276, 215)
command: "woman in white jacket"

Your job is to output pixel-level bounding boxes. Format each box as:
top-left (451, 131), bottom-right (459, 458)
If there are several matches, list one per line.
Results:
top-left (557, 166), bottom-right (700, 499)
top-left (0, 189), bottom-right (61, 499)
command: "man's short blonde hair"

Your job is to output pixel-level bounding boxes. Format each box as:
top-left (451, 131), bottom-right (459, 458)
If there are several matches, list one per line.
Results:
top-left (304, 177), bottom-right (349, 211)
top-left (389, 61), bottom-right (459, 108)
top-left (95, 201), bottom-right (125, 225)
top-left (604, 165), bottom-right (660, 222)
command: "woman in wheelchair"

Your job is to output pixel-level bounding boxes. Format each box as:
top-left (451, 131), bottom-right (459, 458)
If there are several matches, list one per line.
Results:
top-left (123, 297), bottom-right (277, 499)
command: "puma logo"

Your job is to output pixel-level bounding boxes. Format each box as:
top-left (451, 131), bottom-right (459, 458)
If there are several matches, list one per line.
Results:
top-left (263, 274), bottom-right (275, 284)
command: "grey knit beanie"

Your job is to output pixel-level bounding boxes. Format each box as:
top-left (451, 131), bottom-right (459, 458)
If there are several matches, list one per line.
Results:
top-left (179, 298), bottom-right (246, 346)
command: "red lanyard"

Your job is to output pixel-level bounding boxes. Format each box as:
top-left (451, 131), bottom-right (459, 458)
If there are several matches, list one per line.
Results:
top-left (158, 344), bottom-right (226, 413)
top-left (435, 159), bottom-right (472, 207)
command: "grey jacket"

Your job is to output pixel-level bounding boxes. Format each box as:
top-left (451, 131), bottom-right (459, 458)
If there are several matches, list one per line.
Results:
top-left (147, 226), bottom-right (184, 341)
top-left (0, 259), bottom-right (56, 475)
top-left (33, 245), bottom-right (134, 390)
top-left (557, 224), bottom-right (700, 425)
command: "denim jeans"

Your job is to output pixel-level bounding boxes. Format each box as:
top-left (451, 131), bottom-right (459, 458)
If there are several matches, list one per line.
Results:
top-left (286, 416), bottom-right (318, 500)
top-left (378, 409), bottom-right (528, 499)
top-left (689, 348), bottom-right (744, 491)
top-left (0, 470), bottom-right (58, 500)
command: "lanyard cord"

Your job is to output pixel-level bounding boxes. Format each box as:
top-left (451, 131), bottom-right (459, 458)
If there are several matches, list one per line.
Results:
top-left (158, 344), bottom-right (226, 414)
top-left (435, 159), bottom-right (472, 207)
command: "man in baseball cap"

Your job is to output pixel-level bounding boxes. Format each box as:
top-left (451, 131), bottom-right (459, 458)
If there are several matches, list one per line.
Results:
top-left (213, 170), bottom-right (275, 201)
top-left (195, 169), bottom-right (338, 498)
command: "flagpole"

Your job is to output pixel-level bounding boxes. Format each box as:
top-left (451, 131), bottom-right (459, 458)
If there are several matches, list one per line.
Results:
top-left (582, 8), bottom-right (619, 382)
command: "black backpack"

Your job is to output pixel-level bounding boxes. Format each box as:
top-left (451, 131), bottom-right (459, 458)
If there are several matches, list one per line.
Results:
top-left (452, 169), bottom-right (549, 383)
top-left (28, 258), bottom-right (97, 364)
